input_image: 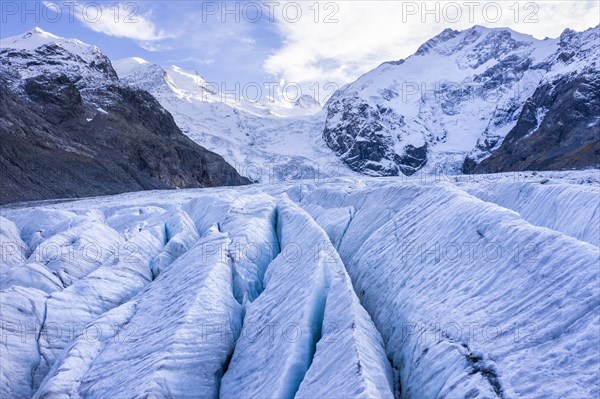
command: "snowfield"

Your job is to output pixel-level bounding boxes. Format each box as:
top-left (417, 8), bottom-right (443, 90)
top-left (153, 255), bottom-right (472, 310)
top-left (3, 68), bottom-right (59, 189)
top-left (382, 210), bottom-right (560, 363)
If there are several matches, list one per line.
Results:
top-left (1, 170), bottom-right (599, 399)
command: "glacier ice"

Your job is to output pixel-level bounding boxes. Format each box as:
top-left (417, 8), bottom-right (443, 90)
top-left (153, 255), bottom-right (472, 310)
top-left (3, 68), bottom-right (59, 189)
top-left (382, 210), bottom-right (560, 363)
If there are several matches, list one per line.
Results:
top-left (34, 229), bottom-right (242, 398)
top-left (1, 170), bottom-right (598, 399)
top-left (220, 199), bottom-right (392, 399)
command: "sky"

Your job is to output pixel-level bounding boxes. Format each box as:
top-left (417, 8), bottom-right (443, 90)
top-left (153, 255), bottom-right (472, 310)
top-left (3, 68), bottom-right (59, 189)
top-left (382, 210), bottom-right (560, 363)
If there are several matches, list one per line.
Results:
top-left (1, 1), bottom-right (599, 102)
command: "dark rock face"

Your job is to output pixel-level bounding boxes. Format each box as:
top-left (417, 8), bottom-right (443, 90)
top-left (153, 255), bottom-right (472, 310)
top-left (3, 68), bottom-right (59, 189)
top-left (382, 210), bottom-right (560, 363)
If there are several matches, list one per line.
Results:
top-left (323, 25), bottom-right (599, 176)
top-left (0, 49), bottom-right (249, 205)
top-left (466, 25), bottom-right (600, 173)
top-left (323, 95), bottom-right (426, 176)
top-left (467, 74), bottom-right (600, 173)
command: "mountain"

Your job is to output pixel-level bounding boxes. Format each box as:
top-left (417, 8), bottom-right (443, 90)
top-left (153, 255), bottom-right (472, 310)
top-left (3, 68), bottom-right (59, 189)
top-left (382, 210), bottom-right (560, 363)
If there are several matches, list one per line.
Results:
top-left (1, 25), bottom-right (596, 205)
top-left (1, 170), bottom-right (598, 398)
top-left (468, 27), bottom-right (600, 172)
top-left (0, 28), bottom-right (249, 205)
top-left (322, 25), bottom-right (600, 176)
top-left (111, 25), bottom-right (598, 180)
top-left (294, 94), bottom-right (322, 112)
top-left (112, 58), bottom-right (353, 183)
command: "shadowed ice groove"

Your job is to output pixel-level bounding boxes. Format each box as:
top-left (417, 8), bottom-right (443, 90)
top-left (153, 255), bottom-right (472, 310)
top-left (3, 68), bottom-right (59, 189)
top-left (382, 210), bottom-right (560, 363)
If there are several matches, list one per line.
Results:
top-left (296, 269), bottom-right (394, 399)
top-left (150, 210), bottom-right (200, 277)
top-left (221, 198), bottom-right (393, 399)
top-left (218, 193), bottom-right (280, 304)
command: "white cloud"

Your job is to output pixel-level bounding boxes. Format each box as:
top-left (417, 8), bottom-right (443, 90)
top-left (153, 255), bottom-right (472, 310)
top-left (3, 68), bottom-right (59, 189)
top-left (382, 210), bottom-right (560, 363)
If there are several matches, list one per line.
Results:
top-left (265, 1), bottom-right (600, 90)
top-left (44, 1), bottom-right (173, 41)
top-left (79, 4), bottom-right (172, 41)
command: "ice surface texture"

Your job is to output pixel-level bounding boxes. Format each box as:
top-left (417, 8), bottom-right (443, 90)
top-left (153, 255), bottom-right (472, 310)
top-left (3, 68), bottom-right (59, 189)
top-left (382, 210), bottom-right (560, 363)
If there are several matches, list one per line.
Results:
top-left (1, 170), bottom-right (598, 398)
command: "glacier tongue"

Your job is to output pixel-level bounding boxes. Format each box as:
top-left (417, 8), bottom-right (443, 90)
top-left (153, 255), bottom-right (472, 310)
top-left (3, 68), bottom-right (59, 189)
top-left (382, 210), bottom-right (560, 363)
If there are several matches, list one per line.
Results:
top-left (300, 180), bottom-right (600, 399)
top-left (220, 198), bottom-right (392, 399)
top-left (1, 171), bottom-right (598, 399)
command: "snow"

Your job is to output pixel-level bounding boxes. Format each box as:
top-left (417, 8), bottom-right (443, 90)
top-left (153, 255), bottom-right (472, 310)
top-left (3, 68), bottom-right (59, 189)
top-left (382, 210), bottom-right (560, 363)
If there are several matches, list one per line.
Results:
top-left (112, 57), bottom-right (353, 183)
top-left (324, 24), bottom-right (598, 174)
top-left (1, 25), bottom-right (599, 399)
top-left (107, 56), bottom-right (148, 76)
top-left (1, 170), bottom-right (598, 398)
top-left (0, 27), bottom-right (100, 63)
top-left (0, 27), bottom-right (118, 103)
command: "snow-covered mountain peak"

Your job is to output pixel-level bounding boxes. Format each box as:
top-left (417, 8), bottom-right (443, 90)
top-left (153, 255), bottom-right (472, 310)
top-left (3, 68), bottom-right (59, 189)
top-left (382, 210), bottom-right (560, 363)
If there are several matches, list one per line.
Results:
top-left (114, 58), bottom-right (229, 112)
top-left (530, 25), bottom-right (599, 82)
top-left (560, 25), bottom-right (599, 51)
top-left (115, 57), bottom-right (322, 116)
top-left (414, 27), bottom-right (461, 55)
top-left (294, 94), bottom-right (321, 110)
top-left (1, 28), bottom-right (117, 84)
top-left (414, 25), bottom-right (546, 62)
top-left (1, 27), bottom-right (103, 64)
top-left (112, 56), bottom-right (149, 75)
top-left (2, 26), bottom-right (61, 47)
top-left (322, 24), bottom-right (598, 176)
top-left (113, 57), bottom-right (346, 182)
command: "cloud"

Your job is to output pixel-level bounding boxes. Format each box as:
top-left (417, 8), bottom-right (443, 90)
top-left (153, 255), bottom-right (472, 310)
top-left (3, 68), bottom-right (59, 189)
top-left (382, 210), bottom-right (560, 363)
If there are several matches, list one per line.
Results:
top-left (44, 1), bottom-right (173, 41)
top-left (78, 4), bottom-right (172, 41)
top-left (264, 1), bottom-right (600, 90)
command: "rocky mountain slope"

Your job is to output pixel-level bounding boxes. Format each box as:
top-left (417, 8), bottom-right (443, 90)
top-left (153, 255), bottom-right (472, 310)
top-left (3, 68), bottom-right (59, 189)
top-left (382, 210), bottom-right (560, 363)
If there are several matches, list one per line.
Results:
top-left (1, 25), bottom-right (597, 205)
top-left (468, 27), bottom-right (600, 172)
top-left (112, 57), bottom-right (351, 183)
top-left (0, 28), bottom-right (249, 205)
top-left (111, 25), bottom-right (599, 180)
top-left (323, 25), bottom-right (600, 176)
top-left (1, 170), bottom-right (598, 398)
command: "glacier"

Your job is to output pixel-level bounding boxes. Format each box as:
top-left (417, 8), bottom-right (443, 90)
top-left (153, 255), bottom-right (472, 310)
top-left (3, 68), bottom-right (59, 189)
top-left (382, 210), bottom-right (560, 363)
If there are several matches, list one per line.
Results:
top-left (1, 170), bottom-right (598, 399)
top-left (112, 57), bottom-right (353, 184)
